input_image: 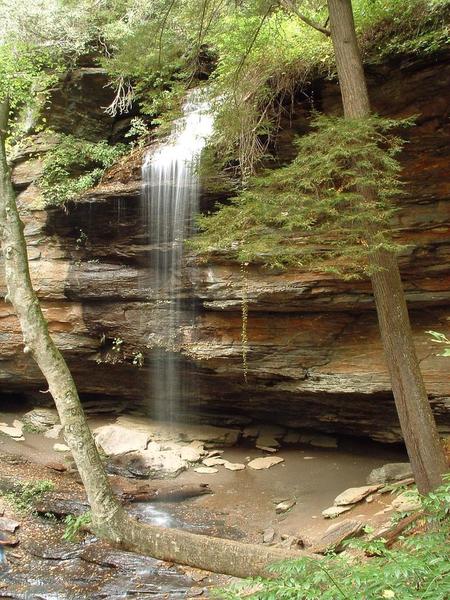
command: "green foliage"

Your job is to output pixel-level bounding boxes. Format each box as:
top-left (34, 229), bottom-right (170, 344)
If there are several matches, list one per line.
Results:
top-left (208, 4), bottom-right (332, 176)
top-left (427, 330), bottom-right (450, 357)
top-left (88, 0), bottom-right (449, 173)
top-left (204, 0), bottom-right (448, 175)
top-left (63, 512), bottom-right (92, 541)
top-left (40, 134), bottom-right (126, 206)
top-left (3, 480), bottom-right (55, 514)
top-left (193, 114), bottom-right (408, 277)
top-left (356, 0), bottom-right (450, 59)
top-left (216, 476), bottom-right (450, 600)
top-left (124, 116), bottom-right (149, 148)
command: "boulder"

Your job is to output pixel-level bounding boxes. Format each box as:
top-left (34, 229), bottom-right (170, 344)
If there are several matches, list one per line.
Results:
top-left (262, 527), bottom-right (275, 544)
top-left (22, 408), bottom-right (60, 432)
top-left (367, 463), bottom-right (413, 485)
top-left (44, 424), bottom-right (64, 439)
top-left (128, 448), bottom-right (186, 478)
top-left (94, 424), bottom-right (150, 456)
top-left (180, 445), bottom-right (204, 463)
top-left (116, 416), bottom-right (240, 447)
top-left (0, 517), bottom-right (20, 533)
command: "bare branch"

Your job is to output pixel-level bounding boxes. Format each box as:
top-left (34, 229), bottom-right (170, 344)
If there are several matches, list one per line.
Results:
top-left (233, 2), bottom-right (275, 98)
top-left (158, 0), bottom-right (178, 68)
top-left (279, 0), bottom-right (330, 36)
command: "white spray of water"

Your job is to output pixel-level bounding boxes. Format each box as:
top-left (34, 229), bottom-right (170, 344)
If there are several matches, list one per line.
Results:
top-left (142, 89), bottom-right (213, 421)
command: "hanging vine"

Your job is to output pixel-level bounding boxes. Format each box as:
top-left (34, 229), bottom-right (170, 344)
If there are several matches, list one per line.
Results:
top-left (240, 261), bottom-right (249, 383)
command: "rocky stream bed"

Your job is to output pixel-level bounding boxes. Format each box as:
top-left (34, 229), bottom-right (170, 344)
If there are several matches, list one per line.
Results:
top-left (0, 406), bottom-right (423, 599)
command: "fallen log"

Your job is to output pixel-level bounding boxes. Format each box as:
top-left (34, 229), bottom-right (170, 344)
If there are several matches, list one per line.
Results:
top-left (367, 512), bottom-right (422, 553)
top-left (112, 479), bottom-right (212, 503)
top-left (0, 476), bottom-right (212, 519)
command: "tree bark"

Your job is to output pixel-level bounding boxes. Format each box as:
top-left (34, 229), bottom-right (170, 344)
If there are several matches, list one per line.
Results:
top-left (326, 0), bottom-right (447, 494)
top-left (0, 99), bottom-right (301, 577)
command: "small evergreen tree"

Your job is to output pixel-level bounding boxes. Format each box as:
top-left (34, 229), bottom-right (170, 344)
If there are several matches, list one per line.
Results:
top-left (194, 114), bottom-right (408, 277)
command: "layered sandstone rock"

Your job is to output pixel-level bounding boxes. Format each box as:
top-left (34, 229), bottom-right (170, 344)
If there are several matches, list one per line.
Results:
top-left (0, 52), bottom-right (449, 443)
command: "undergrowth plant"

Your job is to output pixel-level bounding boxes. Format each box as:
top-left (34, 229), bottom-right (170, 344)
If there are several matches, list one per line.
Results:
top-left (40, 134), bottom-right (126, 206)
top-left (217, 475), bottom-right (450, 600)
top-left (63, 512), bottom-right (92, 541)
top-left (3, 480), bottom-right (55, 514)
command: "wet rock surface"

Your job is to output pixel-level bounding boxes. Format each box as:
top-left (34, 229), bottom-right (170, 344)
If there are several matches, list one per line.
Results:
top-left (1, 536), bottom-right (202, 599)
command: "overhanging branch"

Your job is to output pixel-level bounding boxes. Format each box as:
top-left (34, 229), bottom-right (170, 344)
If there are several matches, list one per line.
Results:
top-left (280, 0), bottom-right (330, 36)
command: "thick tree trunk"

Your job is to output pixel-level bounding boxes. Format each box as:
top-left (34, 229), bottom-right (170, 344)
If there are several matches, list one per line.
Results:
top-left (326, 0), bottom-right (447, 494)
top-left (0, 99), bottom-right (300, 577)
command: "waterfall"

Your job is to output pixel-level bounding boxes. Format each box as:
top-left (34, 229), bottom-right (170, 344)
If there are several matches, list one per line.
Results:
top-left (142, 89), bottom-right (213, 421)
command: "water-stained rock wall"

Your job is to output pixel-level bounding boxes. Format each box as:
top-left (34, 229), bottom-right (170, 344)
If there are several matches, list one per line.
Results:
top-left (1, 53), bottom-right (449, 443)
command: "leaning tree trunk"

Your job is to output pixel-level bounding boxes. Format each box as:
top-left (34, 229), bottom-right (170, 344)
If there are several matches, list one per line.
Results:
top-left (0, 99), bottom-right (300, 577)
top-left (327, 0), bottom-right (447, 494)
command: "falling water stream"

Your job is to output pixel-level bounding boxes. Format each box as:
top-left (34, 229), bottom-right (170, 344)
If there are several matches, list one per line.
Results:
top-left (142, 89), bottom-right (213, 421)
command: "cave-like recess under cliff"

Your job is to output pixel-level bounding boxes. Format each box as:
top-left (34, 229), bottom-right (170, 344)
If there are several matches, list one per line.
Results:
top-left (1, 51), bottom-right (450, 444)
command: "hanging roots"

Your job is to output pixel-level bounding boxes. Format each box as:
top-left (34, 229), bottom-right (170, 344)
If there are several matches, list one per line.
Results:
top-left (240, 262), bottom-right (249, 383)
top-left (104, 76), bottom-right (134, 116)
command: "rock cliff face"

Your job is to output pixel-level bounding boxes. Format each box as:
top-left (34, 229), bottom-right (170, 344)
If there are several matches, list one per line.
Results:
top-left (1, 54), bottom-right (449, 443)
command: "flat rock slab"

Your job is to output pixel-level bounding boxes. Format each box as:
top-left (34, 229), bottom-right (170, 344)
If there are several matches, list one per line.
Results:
top-left (255, 435), bottom-right (280, 449)
top-left (312, 519), bottom-right (365, 554)
top-left (28, 541), bottom-right (82, 561)
top-left (0, 531), bottom-right (19, 547)
top-left (334, 485), bottom-right (380, 506)
top-left (391, 492), bottom-right (421, 512)
top-left (0, 517), bottom-right (20, 533)
top-left (194, 466), bottom-right (218, 474)
top-left (299, 433), bottom-right (338, 449)
top-left (255, 445), bottom-right (278, 453)
top-left (322, 505), bottom-right (352, 519)
top-left (367, 463), bottom-right (413, 485)
top-left (223, 461), bottom-right (245, 471)
top-left (275, 499), bottom-right (296, 514)
top-left (0, 425), bottom-right (24, 440)
top-left (94, 424), bottom-right (151, 456)
top-left (53, 443), bottom-right (70, 452)
top-left (45, 461), bottom-right (67, 472)
top-left (248, 456), bottom-right (284, 470)
top-left (202, 457), bottom-right (226, 467)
